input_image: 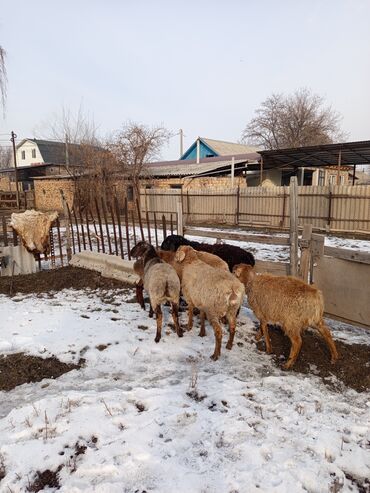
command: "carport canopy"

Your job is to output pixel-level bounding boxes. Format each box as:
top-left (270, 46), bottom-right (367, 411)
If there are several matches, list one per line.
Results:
top-left (258, 140), bottom-right (370, 169)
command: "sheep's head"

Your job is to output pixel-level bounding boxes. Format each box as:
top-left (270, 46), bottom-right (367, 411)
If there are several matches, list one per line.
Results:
top-left (161, 234), bottom-right (190, 252)
top-left (233, 263), bottom-right (255, 285)
top-left (174, 245), bottom-right (197, 263)
top-left (130, 241), bottom-right (151, 258)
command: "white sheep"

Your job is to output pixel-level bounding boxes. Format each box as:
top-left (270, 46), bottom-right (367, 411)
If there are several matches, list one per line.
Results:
top-left (130, 241), bottom-right (182, 343)
top-left (174, 245), bottom-right (245, 360)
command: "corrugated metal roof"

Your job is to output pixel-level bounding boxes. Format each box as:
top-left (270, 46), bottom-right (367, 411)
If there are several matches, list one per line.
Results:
top-left (146, 157), bottom-right (251, 177)
top-left (259, 140), bottom-right (370, 168)
top-left (201, 137), bottom-right (260, 156)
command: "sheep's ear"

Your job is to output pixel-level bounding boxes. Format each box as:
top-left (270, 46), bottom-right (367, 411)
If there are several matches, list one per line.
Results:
top-left (175, 250), bottom-right (186, 263)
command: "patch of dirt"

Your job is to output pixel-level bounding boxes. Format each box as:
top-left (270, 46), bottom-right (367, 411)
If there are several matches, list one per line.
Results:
top-left (27, 466), bottom-right (63, 492)
top-left (0, 353), bottom-right (80, 392)
top-left (255, 325), bottom-right (370, 392)
top-left (0, 266), bottom-right (129, 296)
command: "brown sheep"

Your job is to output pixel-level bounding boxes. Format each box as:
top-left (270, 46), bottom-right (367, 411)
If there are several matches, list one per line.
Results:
top-left (175, 246), bottom-right (244, 360)
top-left (233, 264), bottom-right (339, 369)
top-left (130, 241), bottom-right (182, 343)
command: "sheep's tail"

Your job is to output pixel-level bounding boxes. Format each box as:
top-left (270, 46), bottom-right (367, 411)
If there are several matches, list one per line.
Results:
top-left (164, 281), bottom-right (170, 298)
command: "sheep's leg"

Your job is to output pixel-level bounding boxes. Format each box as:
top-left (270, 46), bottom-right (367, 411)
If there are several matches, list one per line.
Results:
top-left (315, 320), bottom-right (339, 364)
top-left (284, 332), bottom-right (302, 369)
top-left (154, 305), bottom-right (163, 343)
top-left (187, 302), bottom-right (194, 331)
top-left (148, 303), bottom-right (154, 318)
top-left (199, 311), bottom-right (206, 337)
top-left (226, 314), bottom-right (236, 350)
top-left (171, 302), bottom-right (183, 338)
top-left (135, 281), bottom-right (145, 310)
top-left (260, 321), bottom-right (272, 353)
top-left (255, 323), bottom-right (263, 341)
top-left (210, 319), bottom-right (222, 361)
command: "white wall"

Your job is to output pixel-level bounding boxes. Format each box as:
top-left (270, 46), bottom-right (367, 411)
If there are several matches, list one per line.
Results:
top-left (14, 140), bottom-right (44, 167)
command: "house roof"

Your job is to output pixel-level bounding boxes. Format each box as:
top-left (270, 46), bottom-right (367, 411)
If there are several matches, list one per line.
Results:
top-left (201, 138), bottom-right (260, 156)
top-left (16, 139), bottom-right (88, 165)
top-left (259, 140), bottom-right (370, 168)
top-left (146, 153), bottom-right (259, 177)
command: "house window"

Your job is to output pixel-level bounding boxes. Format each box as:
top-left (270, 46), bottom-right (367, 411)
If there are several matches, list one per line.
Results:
top-left (127, 185), bottom-right (134, 201)
top-left (170, 184), bottom-right (182, 189)
top-left (318, 169), bottom-right (325, 186)
top-left (32, 149), bottom-right (36, 158)
top-left (145, 185), bottom-right (152, 189)
top-left (21, 150), bottom-right (25, 160)
top-left (329, 175), bottom-right (337, 185)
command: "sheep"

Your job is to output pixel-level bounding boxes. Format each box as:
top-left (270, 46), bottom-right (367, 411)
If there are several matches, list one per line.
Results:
top-left (161, 234), bottom-right (255, 271)
top-left (232, 264), bottom-right (339, 369)
top-left (174, 245), bottom-right (245, 360)
top-left (133, 258), bottom-right (147, 312)
top-left (130, 241), bottom-right (183, 343)
top-left (156, 248), bottom-right (229, 279)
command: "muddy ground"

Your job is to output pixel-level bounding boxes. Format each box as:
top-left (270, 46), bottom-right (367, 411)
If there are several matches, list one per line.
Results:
top-left (0, 266), bottom-right (369, 393)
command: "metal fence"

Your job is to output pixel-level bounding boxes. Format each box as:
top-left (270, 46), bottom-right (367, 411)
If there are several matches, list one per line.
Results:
top-left (140, 185), bottom-right (370, 233)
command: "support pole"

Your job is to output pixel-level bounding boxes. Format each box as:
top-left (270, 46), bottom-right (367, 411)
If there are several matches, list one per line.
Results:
top-left (289, 176), bottom-right (299, 277)
top-left (176, 197), bottom-right (183, 236)
top-left (337, 150), bottom-right (342, 185)
top-left (231, 156), bottom-right (235, 188)
top-left (352, 164), bottom-right (356, 186)
top-left (10, 131), bottom-right (20, 209)
top-left (259, 156), bottom-right (263, 186)
top-left (60, 189), bottom-right (72, 261)
top-left (179, 128), bottom-right (183, 158)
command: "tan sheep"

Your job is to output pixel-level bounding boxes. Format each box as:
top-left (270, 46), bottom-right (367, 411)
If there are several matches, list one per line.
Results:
top-left (175, 245), bottom-right (245, 360)
top-left (233, 263), bottom-right (339, 369)
top-left (130, 241), bottom-right (183, 343)
top-left (157, 248), bottom-right (228, 280)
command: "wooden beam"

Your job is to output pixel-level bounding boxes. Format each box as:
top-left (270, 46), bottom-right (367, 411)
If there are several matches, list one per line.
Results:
top-left (184, 227), bottom-right (289, 245)
top-left (289, 176), bottom-right (299, 276)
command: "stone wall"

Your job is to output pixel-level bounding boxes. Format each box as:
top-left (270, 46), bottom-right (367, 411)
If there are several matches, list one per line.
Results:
top-left (144, 175), bottom-right (246, 190)
top-left (34, 178), bottom-right (75, 211)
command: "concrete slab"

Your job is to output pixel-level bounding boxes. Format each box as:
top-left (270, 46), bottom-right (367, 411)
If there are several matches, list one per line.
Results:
top-left (70, 251), bottom-right (139, 285)
top-left (0, 245), bottom-right (37, 276)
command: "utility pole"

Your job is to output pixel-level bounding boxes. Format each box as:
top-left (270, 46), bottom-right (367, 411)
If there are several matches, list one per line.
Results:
top-left (179, 129), bottom-right (183, 158)
top-left (10, 131), bottom-right (20, 209)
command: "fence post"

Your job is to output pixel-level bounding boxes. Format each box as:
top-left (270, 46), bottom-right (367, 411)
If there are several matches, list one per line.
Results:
top-left (299, 224), bottom-right (312, 283)
top-left (236, 185), bottom-right (240, 226)
top-left (176, 198), bottom-right (183, 236)
top-left (60, 189), bottom-right (72, 261)
top-left (289, 176), bottom-right (299, 277)
top-left (326, 184), bottom-right (333, 232)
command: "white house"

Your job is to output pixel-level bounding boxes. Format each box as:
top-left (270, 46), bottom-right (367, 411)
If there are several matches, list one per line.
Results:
top-left (13, 139), bottom-right (69, 167)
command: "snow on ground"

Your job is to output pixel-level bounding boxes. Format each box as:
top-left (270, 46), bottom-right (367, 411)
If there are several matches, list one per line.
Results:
top-left (1, 288), bottom-right (369, 492)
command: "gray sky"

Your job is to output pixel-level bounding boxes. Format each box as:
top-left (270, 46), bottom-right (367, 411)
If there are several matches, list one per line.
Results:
top-left (1, 0), bottom-right (370, 159)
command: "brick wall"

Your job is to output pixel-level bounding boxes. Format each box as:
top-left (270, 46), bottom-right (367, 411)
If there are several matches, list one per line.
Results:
top-left (34, 178), bottom-right (75, 211)
top-left (143, 175), bottom-right (246, 190)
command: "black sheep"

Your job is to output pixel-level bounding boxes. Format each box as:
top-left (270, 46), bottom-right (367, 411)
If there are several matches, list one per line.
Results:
top-left (160, 234), bottom-right (255, 271)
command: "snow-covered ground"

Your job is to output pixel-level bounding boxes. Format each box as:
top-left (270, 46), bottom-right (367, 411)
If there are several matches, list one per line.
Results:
top-left (1, 288), bottom-right (369, 492)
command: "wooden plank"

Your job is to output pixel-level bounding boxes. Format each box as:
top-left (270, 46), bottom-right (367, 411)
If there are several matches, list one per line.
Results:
top-left (255, 260), bottom-right (289, 276)
top-left (153, 212), bottom-right (159, 248)
top-left (1, 216), bottom-right (8, 246)
top-left (94, 197), bottom-right (105, 253)
top-left (136, 198), bottom-right (145, 241)
top-left (56, 218), bottom-right (64, 267)
top-left (289, 176), bottom-right (299, 276)
top-left (299, 224), bottom-right (312, 283)
top-left (114, 196), bottom-right (124, 258)
top-left (323, 246), bottom-right (370, 264)
top-left (101, 197), bottom-right (112, 255)
top-left (184, 227), bottom-right (289, 245)
top-left (109, 202), bottom-right (119, 256)
top-left (124, 198), bottom-right (131, 260)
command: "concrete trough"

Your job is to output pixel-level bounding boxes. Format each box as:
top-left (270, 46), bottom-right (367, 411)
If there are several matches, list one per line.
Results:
top-left (70, 251), bottom-right (139, 285)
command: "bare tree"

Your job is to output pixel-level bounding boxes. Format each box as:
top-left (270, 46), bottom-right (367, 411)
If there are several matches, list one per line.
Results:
top-left (0, 145), bottom-right (12, 169)
top-left (109, 121), bottom-right (171, 198)
top-left (242, 89), bottom-right (344, 149)
top-left (37, 105), bottom-right (117, 210)
top-left (0, 45), bottom-right (7, 115)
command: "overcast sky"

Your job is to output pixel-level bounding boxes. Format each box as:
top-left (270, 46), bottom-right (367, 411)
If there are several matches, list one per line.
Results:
top-left (1, 0), bottom-right (370, 159)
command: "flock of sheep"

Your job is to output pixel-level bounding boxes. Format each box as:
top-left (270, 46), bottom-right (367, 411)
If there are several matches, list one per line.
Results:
top-left (130, 234), bottom-right (338, 369)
